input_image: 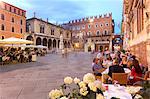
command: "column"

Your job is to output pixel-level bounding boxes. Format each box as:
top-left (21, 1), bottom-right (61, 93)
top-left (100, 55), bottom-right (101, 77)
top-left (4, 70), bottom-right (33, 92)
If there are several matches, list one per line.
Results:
top-left (109, 38), bottom-right (112, 51)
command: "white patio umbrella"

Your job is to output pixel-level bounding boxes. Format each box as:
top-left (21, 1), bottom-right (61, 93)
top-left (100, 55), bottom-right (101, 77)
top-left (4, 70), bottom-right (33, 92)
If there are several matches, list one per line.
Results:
top-left (0, 37), bottom-right (33, 45)
top-left (25, 45), bottom-right (48, 49)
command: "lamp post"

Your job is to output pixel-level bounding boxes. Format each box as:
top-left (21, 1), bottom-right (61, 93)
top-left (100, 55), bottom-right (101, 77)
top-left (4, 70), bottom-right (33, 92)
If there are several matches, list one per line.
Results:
top-left (59, 34), bottom-right (64, 50)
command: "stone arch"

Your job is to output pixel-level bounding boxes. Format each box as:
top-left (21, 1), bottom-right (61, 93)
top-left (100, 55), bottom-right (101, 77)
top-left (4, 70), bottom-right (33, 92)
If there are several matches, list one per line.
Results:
top-left (68, 41), bottom-right (70, 48)
top-left (48, 39), bottom-right (52, 50)
top-left (53, 39), bottom-right (56, 48)
top-left (36, 37), bottom-right (41, 45)
top-left (43, 38), bottom-right (47, 46)
top-left (26, 35), bottom-right (33, 41)
top-left (64, 41), bottom-right (67, 48)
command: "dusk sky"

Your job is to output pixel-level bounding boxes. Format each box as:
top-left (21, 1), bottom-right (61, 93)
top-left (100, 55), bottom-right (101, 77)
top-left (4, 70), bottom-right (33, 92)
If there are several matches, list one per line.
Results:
top-left (1, 0), bottom-right (123, 34)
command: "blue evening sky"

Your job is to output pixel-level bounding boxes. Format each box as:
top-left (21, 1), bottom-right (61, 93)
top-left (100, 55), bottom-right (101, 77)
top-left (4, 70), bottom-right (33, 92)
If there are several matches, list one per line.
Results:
top-left (2, 0), bottom-right (123, 34)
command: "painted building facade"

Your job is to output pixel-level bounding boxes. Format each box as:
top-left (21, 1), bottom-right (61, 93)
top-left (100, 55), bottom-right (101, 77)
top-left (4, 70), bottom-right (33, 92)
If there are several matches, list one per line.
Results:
top-left (0, 1), bottom-right (26, 39)
top-left (122, 0), bottom-right (150, 69)
top-left (25, 17), bottom-right (72, 50)
top-left (63, 13), bottom-right (114, 52)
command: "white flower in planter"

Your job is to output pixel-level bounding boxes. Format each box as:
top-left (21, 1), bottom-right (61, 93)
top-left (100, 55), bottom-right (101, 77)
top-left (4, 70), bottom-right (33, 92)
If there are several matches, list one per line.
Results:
top-left (64, 77), bottom-right (73, 84)
top-left (79, 81), bottom-right (86, 88)
top-left (88, 82), bottom-right (97, 92)
top-left (80, 87), bottom-right (88, 96)
top-left (94, 80), bottom-right (102, 89)
top-left (49, 89), bottom-right (63, 99)
top-left (97, 94), bottom-right (104, 99)
top-left (83, 73), bottom-right (95, 84)
top-left (74, 77), bottom-right (80, 84)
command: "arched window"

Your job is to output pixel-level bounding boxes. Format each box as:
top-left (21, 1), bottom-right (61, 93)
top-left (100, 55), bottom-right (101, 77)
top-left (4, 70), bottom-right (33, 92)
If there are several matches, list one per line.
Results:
top-left (40, 26), bottom-right (45, 33)
top-left (96, 31), bottom-right (100, 36)
top-left (12, 17), bottom-right (14, 23)
top-left (12, 27), bottom-right (14, 32)
top-left (95, 24), bottom-right (98, 28)
top-left (20, 28), bottom-right (22, 33)
top-left (104, 30), bottom-right (107, 35)
top-left (100, 23), bottom-right (103, 27)
top-left (20, 20), bottom-right (23, 25)
top-left (1, 14), bottom-right (5, 20)
top-left (1, 24), bottom-right (5, 30)
top-left (2, 36), bottom-right (4, 40)
top-left (87, 32), bottom-right (91, 36)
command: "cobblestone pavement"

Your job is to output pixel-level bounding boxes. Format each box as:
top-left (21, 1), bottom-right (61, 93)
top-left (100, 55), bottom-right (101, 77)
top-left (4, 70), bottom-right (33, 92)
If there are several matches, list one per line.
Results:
top-left (0, 52), bottom-right (95, 99)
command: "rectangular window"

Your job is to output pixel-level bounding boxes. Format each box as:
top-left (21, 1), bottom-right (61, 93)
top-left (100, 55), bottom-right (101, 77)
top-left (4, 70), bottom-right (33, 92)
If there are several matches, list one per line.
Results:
top-left (18, 10), bottom-right (20, 15)
top-left (5, 5), bottom-right (7, 10)
top-left (14, 8), bottom-right (16, 13)
top-left (9, 7), bottom-right (11, 12)
top-left (51, 29), bottom-right (55, 35)
top-left (137, 4), bottom-right (144, 33)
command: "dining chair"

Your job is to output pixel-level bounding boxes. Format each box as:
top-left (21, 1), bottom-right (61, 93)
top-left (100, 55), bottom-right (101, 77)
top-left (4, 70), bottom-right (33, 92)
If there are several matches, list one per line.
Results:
top-left (112, 73), bottom-right (128, 85)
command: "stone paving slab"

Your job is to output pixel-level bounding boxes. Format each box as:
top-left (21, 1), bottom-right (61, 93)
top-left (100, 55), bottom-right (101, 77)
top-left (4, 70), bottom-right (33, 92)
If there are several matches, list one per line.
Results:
top-left (0, 52), bottom-right (95, 99)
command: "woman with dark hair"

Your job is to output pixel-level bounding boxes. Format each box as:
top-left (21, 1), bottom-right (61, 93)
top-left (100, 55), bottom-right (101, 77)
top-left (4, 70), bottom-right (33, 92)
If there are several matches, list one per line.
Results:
top-left (129, 59), bottom-right (143, 84)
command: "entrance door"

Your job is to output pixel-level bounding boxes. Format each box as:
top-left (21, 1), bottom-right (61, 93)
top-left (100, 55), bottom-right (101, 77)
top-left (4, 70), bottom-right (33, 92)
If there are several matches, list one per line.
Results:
top-left (100, 46), bottom-right (103, 51)
top-left (88, 46), bottom-right (91, 52)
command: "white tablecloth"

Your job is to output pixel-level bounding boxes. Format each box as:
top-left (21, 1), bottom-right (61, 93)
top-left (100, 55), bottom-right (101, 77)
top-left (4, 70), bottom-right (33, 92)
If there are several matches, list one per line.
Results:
top-left (102, 68), bottom-right (131, 74)
top-left (103, 84), bottom-right (132, 99)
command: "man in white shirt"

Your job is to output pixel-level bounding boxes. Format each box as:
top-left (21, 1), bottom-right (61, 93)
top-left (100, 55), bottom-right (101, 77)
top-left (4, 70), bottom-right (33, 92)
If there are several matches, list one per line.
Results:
top-left (96, 50), bottom-right (103, 59)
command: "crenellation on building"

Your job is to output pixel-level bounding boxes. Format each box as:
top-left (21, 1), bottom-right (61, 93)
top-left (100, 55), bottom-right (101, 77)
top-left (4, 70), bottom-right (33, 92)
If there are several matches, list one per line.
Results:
top-left (66, 13), bottom-right (113, 25)
top-left (62, 13), bottom-right (114, 52)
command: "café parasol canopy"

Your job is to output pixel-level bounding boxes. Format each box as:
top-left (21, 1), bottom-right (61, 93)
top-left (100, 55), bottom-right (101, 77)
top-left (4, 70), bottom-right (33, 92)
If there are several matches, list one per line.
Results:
top-left (0, 37), bottom-right (33, 45)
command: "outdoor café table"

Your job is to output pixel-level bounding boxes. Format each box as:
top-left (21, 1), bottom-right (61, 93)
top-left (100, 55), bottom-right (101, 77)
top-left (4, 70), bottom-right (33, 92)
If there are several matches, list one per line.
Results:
top-left (103, 84), bottom-right (132, 99)
top-left (102, 68), bottom-right (131, 74)
top-left (101, 68), bottom-right (131, 83)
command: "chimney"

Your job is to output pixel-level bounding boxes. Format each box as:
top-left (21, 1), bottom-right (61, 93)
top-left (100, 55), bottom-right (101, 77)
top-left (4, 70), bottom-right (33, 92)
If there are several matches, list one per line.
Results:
top-left (33, 12), bottom-right (36, 18)
top-left (47, 18), bottom-right (49, 22)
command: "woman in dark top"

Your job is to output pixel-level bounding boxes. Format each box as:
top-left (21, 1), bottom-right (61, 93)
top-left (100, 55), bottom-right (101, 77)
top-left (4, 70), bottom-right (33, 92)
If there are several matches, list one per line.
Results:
top-left (108, 58), bottom-right (125, 78)
top-left (121, 55), bottom-right (127, 68)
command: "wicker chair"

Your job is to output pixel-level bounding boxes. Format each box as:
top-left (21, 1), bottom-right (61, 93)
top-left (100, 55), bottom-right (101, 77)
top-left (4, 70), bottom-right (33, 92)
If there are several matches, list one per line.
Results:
top-left (112, 73), bottom-right (128, 85)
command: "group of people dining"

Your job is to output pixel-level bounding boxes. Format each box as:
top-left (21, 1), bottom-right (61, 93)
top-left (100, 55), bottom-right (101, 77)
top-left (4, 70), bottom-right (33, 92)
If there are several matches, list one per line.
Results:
top-left (92, 49), bottom-right (150, 85)
top-left (0, 47), bottom-right (47, 65)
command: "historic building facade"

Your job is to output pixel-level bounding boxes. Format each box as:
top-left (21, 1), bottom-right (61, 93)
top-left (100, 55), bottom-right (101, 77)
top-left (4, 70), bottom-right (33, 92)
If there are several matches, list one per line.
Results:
top-left (122, 0), bottom-right (150, 69)
top-left (63, 13), bottom-right (114, 52)
top-left (25, 17), bottom-right (72, 50)
top-left (0, 1), bottom-right (26, 39)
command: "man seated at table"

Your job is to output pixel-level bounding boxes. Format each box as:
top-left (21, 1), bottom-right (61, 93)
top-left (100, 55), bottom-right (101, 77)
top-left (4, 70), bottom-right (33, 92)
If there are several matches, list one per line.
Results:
top-left (108, 58), bottom-right (125, 78)
top-left (92, 58), bottom-right (105, 76)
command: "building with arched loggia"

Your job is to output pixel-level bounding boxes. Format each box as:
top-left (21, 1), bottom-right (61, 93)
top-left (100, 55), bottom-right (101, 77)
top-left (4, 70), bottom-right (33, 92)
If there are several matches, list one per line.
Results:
top-left (25, 17), bottom-right (72, 50)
